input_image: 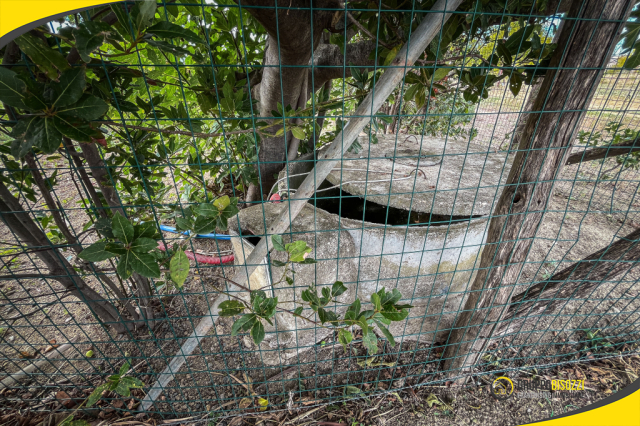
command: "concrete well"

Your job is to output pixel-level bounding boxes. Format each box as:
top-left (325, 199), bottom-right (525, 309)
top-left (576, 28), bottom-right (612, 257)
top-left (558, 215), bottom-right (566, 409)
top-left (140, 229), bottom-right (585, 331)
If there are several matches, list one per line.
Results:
top-left (228, 135), bottom-right (513, 365)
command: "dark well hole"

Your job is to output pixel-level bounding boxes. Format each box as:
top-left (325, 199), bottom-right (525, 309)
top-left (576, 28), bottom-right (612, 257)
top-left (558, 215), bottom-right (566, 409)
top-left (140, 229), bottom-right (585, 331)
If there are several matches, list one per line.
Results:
top-left (309, 184), bottom-right (481, 227)
top-left (238, 230), bottom-right (262, 246)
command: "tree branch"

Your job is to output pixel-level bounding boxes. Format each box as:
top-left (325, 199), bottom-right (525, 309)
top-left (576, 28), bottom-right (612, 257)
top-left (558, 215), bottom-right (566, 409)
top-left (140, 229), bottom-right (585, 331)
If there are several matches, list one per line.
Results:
top-left (566, 137), bottom-right (640, 165)
top-left (498, 227), bottom-right (640, 337)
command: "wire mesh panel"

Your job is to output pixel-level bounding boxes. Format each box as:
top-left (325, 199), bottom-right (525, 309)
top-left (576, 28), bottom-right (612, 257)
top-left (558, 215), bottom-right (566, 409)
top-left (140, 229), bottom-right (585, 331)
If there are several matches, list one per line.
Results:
top-left (0, 0), bottom-right (639, 421)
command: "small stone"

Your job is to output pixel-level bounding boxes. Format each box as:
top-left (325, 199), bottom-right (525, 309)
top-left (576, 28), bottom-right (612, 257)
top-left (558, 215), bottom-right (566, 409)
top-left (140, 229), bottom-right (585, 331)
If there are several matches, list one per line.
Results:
top-left (527, 408), bottom-right (532, 413)
top-left (28, 387), bottom-right (37, 393)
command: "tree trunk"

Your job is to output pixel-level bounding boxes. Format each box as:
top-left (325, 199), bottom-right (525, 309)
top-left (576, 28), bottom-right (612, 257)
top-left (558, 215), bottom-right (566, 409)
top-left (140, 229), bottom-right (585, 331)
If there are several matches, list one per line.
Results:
top-left (0, 183), bottom-right (130, 334)
top-left (388, 90), bottom-right (402, 134)
top-left (64, 138), bottom-right (109, 219)
top-left (442, 0), bottom-right (634, 377)
top-left (24, 154), bottom-right (80, 254)
top-left (499, 227), bottom-right (640, 336)
top-left (240, 0), bottom-right (334, 199)
top-left (77, 142), bottom-right (125, 216)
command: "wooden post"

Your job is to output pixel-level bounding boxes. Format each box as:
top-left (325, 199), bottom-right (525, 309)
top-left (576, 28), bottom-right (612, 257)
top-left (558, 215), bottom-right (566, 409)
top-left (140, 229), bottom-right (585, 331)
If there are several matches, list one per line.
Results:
top-left (442, 0), bottom-right (635, 377)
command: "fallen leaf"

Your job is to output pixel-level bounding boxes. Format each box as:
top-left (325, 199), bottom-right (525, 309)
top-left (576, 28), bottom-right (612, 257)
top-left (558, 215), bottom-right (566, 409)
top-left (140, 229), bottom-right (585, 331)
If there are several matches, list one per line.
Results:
top-left (56, 391), bottom-right (75, 408)
top-left (238, 398), bottom-right (252, 409)
top-left (19, 351), bottom-right (35, 359)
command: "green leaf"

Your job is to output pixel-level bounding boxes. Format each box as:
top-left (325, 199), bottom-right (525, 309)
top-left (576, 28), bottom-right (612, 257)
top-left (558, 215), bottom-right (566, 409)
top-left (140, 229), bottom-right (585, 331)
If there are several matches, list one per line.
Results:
top-left (432, 67), bottom-right (449, 81)
top-left (384, 45), bottom-right (400, 66)
top-left (114, 379), bottom-right (131, 397)
top-left (362, 329), bottom-right (378, 354)
top-left (331, 281), bottom-right (347, 298)
top-left (169, 248), bottom-right (189, 288)
top-left (117, 251), bottom-right (133, 280)
top-left (79, 241), bottom-right (118, 262)
top-left (231, 313), bottom-right (256, 336)
top-left (285, 240), bottom-right (312, 262)
top-left (371, 293), bottom-right (382, 311)
top-left (52, 116), bottom-right (100, 143)
top-left (213, 195), bottom-right (231, 210)
top-left (129, 237), bottom-right (157, 253)
top-left (86, 383), bottom-right (108, 407)
top-left (380, 288), bottom-right (401, 306)
top-left (192, 216), bottom-right (217, 234)
top-left (219, 300), bottom-right (245, 317)
top-left (0, 67), bottom-right (30, 109)
top-left (196, 203), bottom-right (218, 218)
top-left (120, 376), bottom-right (144, 390)
top-left (10, 138), bottom-right (31, 159)
top-left (10, 116), bottom-right (41, 157)
top-left (317, 308), bottom-right (338, 325)
top-left (111, 4), bottom-right (132, 38)
top-left (338, 329), bottom-right (353, 350)
top-left (272, 260), bottom-right (287, 267)
top-left (624, 50), bottom-right (640, 69)
top-left (146, 22), bottom-right (205, 44)
top-left (58, 95), bottom-right (109, 120)
top-left (94, 217), bottom-right (114, 238)
top-left (72, 22), bottom-right (112, 63)
top-left (134, 222), bottom-right (159, 239)
top-left (132, 0), bottom-right (157, 32)
top-left (344, 385), bottom-right (363, 396)
top-left (31, 117), bottom-right (62, 154)
top-left (380, 307), bottom-right (409, 322)
top-left (505, 25), bottom-right (535, 54)
top-left (146, 39), bottom-right (191, 57)
top-left (50, 67), bottom-right (86, 108)
top-left (250, 320), bottom-right (265, 345)
top-left (496, 42), bottom-right (512, 66)
top-left (14, 33), bottom-right (70, 80)
top-left (271, 235), bottom-right (285, 251)
top-left (112, 213), bottom-right (134, 244)
top-left (293, 306), bottom-right (303, 316)
top-left (374, 320), bottom-right (396, 347)
top-left (291, 127), bottom-right (306, 139)
top-left (105, 242), bottom-right (127, 256)
top-left (119, 361), bottom-right (130, 376)
top-left (129, 251), bottom-right (161, 278)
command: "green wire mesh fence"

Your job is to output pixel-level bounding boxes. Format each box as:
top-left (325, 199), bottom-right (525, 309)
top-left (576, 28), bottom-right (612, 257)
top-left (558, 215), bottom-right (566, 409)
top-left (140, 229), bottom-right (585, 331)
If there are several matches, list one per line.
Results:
top-left (0, 0), bottom-right (640, 420)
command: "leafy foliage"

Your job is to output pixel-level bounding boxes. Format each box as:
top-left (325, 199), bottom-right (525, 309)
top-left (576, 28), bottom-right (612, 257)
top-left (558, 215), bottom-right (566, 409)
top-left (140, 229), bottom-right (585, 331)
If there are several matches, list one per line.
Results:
top-left (219, 235), bottom-right (412, 354)
top-left (577, 121), bottom-right (640, 178)
top-left (86, 361), bottom-right (144, 407)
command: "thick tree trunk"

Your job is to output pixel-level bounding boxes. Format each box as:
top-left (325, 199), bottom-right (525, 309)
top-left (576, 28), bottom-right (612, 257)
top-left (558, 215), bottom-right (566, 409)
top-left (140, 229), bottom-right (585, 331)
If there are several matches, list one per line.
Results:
top-left (498, 227), bottom-right (640, 337)
top-left (442, 0), bottom-right (634, 377)
top-left (0, 183), bottom-right (129, 333)
top-left (240, 0), bottom-right (334, 199)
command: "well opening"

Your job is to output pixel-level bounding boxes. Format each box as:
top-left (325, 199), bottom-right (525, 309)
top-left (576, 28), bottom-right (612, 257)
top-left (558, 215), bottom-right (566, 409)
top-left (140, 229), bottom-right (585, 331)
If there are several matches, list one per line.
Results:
top-left (308, 185), bottom-right (482, 227)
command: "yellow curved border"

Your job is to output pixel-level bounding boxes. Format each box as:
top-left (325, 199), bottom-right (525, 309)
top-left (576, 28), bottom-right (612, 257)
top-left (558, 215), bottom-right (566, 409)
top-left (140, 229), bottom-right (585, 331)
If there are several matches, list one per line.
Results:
top-left (522, 381), bottom-right (640, 426)
top-left (0, 0), bottom-right (116, 46)
top-left (0, 1), bottom-right (639, 425)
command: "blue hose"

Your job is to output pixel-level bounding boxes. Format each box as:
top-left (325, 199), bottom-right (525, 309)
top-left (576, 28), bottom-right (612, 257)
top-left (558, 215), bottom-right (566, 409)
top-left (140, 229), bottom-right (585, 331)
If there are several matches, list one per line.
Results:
top-left (159, 225), bottom-right (231, 240)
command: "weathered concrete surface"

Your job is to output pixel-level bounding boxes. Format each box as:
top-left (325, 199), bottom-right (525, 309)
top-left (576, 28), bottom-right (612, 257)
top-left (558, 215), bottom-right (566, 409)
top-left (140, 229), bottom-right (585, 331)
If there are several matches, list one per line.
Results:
top-left (321, 134), bottom-right (513, 216)
top-left (229, 203), bottom-right (489, 365)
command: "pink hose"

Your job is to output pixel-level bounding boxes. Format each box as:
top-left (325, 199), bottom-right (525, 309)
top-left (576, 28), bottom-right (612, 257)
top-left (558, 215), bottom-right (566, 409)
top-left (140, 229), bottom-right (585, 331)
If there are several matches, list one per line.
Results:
top-left (156, 242), bottom-right (235, 265)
